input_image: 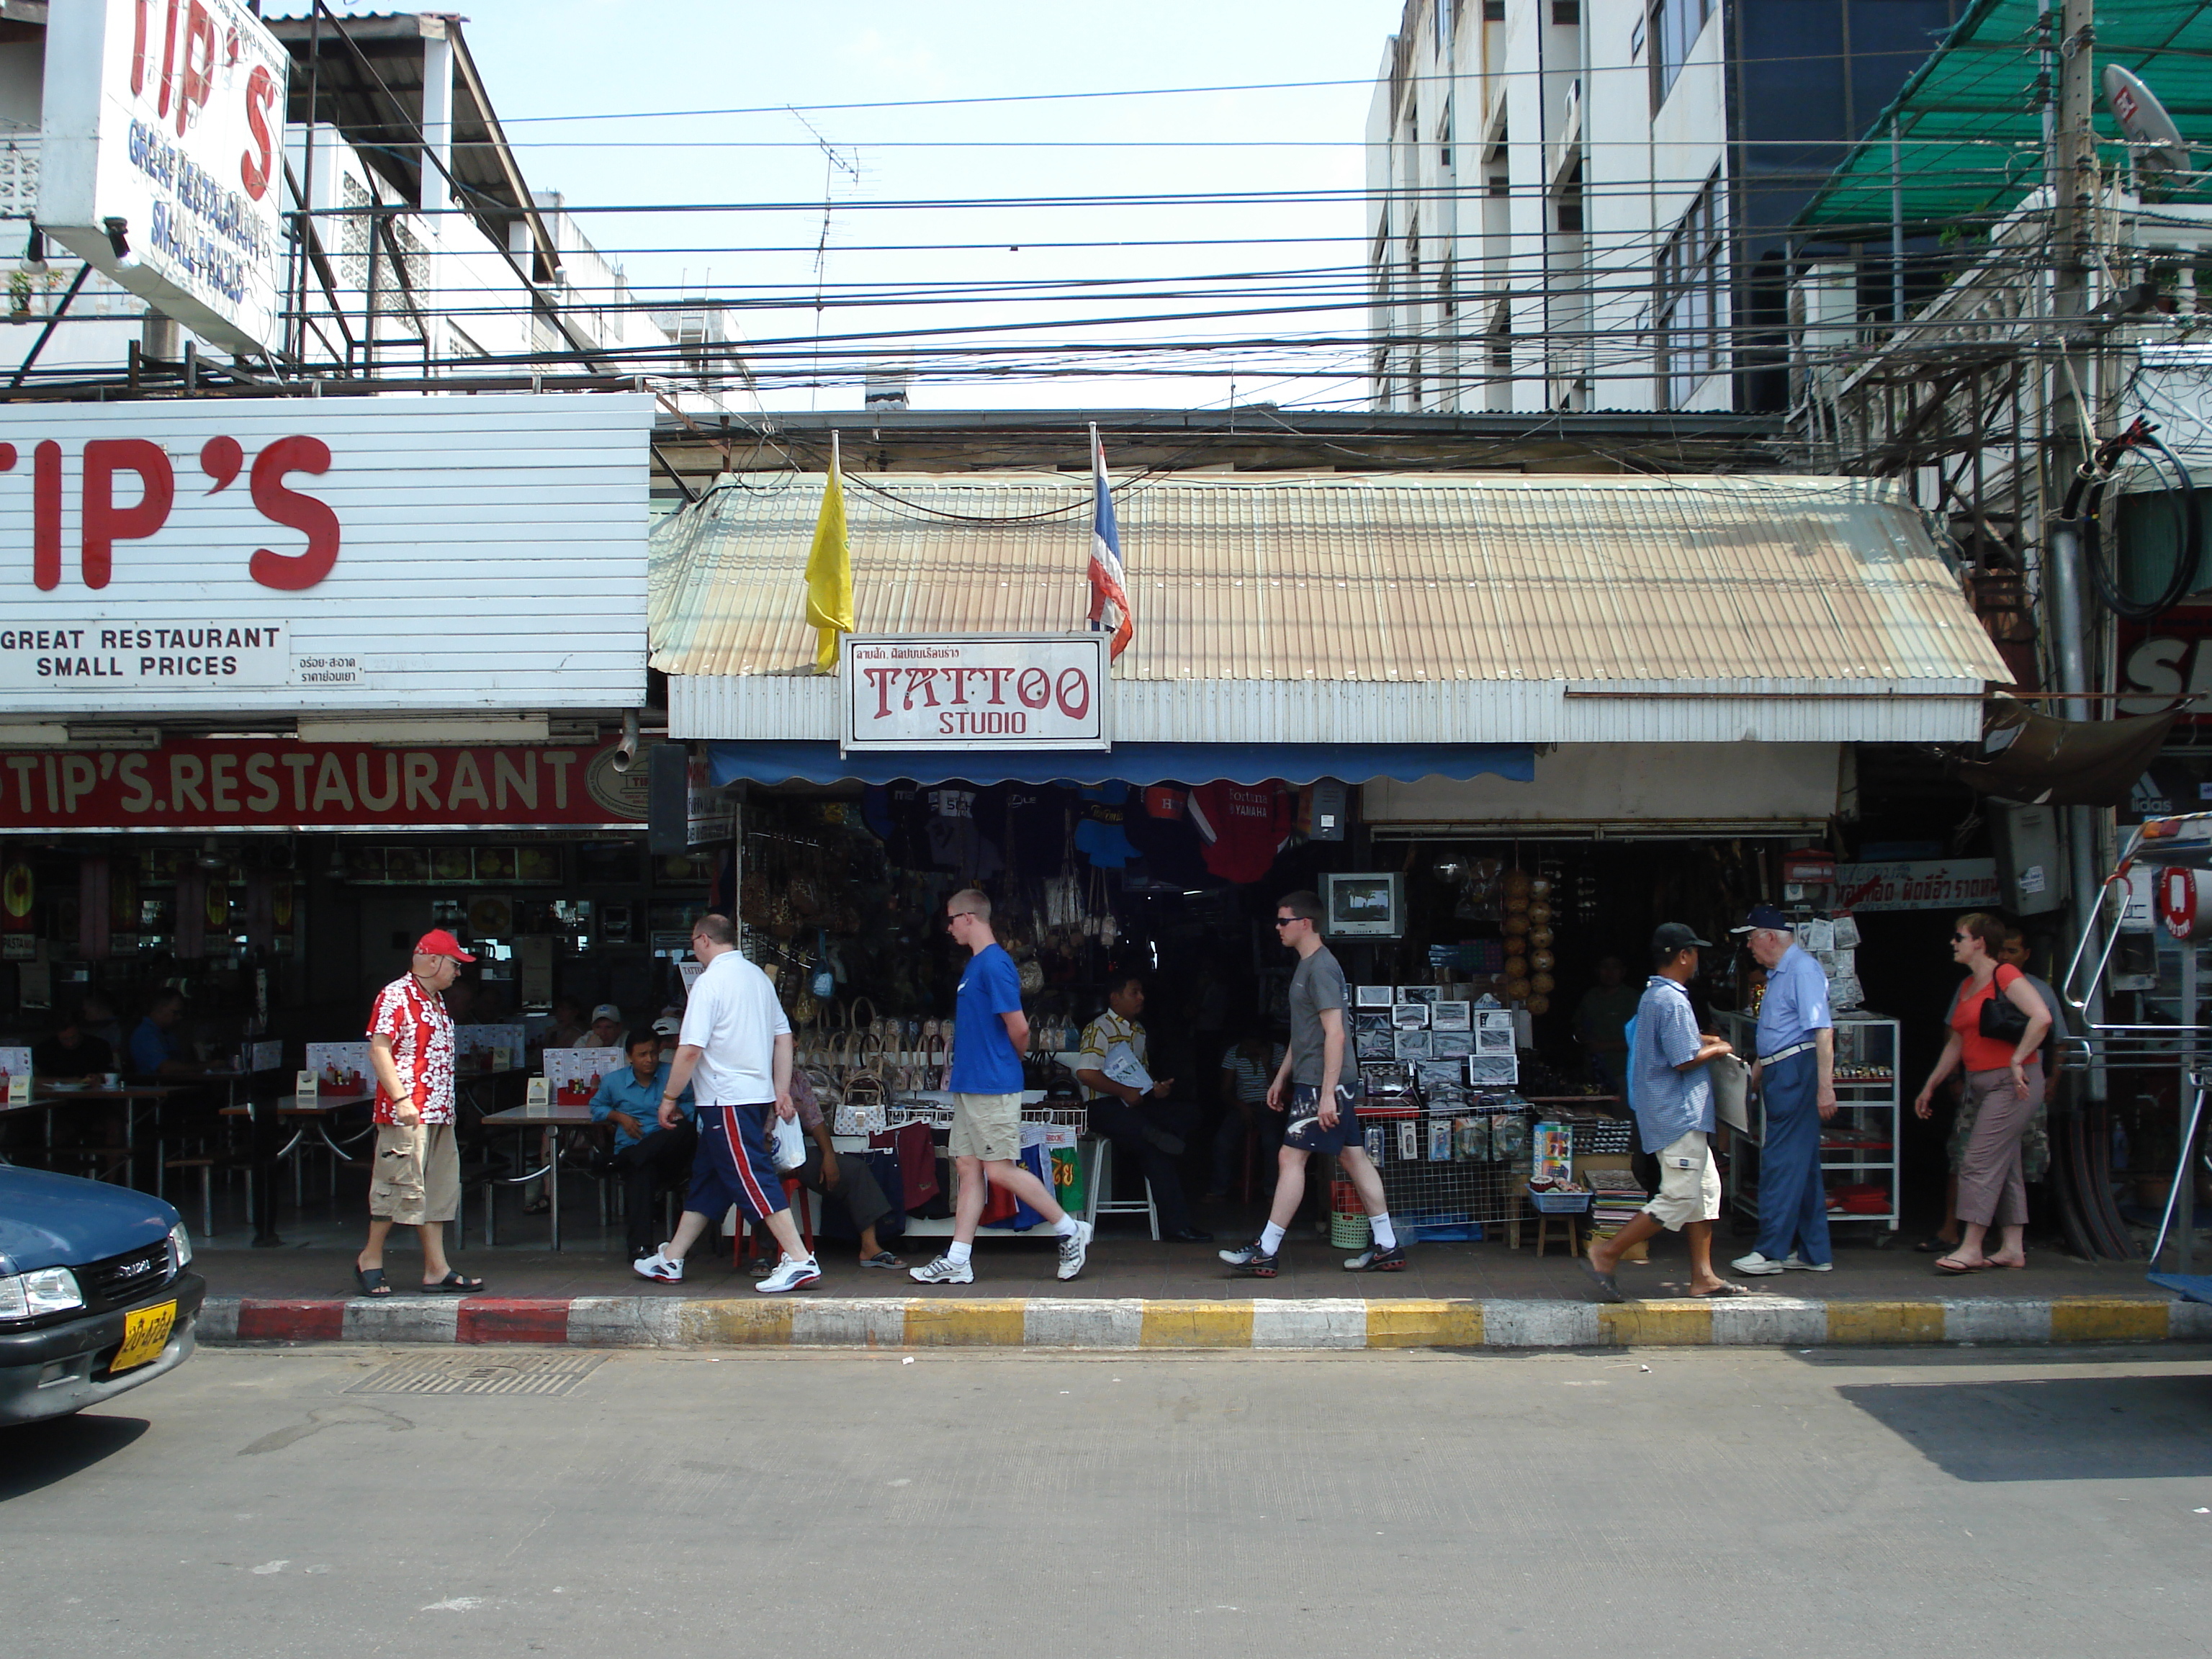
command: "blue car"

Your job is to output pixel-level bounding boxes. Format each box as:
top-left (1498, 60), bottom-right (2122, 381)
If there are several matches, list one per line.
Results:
top-left (0, 1162), bottom-right (205, 1424)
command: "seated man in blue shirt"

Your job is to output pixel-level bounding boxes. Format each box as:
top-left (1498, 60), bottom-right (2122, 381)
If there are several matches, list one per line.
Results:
top-left (127, 989), bottom-right (194, 1077)
top-left (590, 1027), bottom-right (698, 1260)
top-left (1583, 922), bottom-right (1744, 1302)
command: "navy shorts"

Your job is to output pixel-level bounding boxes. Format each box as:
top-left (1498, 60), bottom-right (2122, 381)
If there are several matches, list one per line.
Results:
top-left (1282, 1082), bottom-right (1364, 1156)
top-left (687, 1103), bottom-right (790, 1222)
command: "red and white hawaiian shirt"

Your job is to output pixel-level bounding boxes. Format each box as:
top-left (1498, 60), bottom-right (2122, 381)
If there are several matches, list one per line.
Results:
top-left (367, 972), bottom-right (457, 1125)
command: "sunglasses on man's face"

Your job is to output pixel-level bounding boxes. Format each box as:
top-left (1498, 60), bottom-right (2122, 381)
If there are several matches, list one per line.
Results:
top-left (1951, 932), bottom-right (1969, 943)
top-left (1274, 916), bottom-right (1299, 927)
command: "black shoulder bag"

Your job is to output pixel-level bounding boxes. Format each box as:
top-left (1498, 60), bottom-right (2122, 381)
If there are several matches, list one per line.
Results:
top-left (1978, 969), bottom-right (2031, 1044)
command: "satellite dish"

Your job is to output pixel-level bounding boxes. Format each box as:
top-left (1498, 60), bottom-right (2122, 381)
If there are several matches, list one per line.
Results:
top-left (2103, 63), bottom-right (2193, 176)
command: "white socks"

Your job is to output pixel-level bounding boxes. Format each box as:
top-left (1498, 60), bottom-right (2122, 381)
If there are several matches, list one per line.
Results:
top-left (1259, 1220), bottom-right (1287, 1254)
top-left (1054, 1213), bottom-right (1083, 1238)
top-left (1371, 1214), bottom-right (1398, 1250)
top-left (946, 1240), bottom-right (973, 1265)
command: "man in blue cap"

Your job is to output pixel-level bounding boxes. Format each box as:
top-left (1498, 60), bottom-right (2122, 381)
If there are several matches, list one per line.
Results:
top-left (1730, 905), bottom-right (1838, 1276)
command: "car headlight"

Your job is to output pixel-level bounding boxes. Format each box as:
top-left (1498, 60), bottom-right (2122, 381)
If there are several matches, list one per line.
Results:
top-left (168, 1221), bottom-right (192, 1269)
top-left (0, 1267), bottom-right (84, 1319)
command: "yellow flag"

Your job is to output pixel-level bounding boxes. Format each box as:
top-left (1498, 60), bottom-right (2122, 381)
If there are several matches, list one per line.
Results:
top-left (804, 441), bottom-right (854, 673)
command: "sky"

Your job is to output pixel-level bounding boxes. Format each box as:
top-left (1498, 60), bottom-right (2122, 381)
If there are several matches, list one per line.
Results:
top-left (275, 0), bottom-right (1408, 413)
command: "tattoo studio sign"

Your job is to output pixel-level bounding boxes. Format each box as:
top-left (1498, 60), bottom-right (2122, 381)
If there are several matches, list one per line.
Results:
top-left (840, 634), bottom-right (1109, 752)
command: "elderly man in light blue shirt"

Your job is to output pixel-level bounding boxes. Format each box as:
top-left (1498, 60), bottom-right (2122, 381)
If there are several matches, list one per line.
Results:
top-left (1732, 904), bottom-right (1838, 1276)
top-left (1583, 923), bottom-right (1743, 1302)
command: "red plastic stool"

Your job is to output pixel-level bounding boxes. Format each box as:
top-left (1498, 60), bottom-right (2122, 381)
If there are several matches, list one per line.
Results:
top-left (734, 1177), bottom-right (814, 1268)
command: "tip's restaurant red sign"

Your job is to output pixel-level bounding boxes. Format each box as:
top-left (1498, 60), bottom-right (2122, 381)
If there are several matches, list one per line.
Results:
top-left (0, 739), bottom-right (649, 831)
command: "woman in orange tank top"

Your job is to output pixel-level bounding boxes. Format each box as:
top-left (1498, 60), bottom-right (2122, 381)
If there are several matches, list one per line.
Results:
top-left (1911, 912), bottom-right (2051, 1273)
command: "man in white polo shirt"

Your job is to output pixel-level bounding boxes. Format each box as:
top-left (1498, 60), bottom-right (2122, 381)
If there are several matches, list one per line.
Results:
top-left (631, 914), bottom-right (821, 1294)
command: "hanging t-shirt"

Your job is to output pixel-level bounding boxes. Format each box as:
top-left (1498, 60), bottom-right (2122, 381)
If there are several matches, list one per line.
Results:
top-left (924, 783), bottom-right (1003, 878)
top-left (1125, 797), bottom-right (1209, 885)
top-left (862, 781), bottom-right (932, 868)
top-left (1073, 782), bottom-right (1140, 869)
top-left (950, 943), bottom-right (1026, 1094)
top-left (1187, 781), bottom-right (1295, 883)
top-left (981, 782), bottom-right (1071, 878)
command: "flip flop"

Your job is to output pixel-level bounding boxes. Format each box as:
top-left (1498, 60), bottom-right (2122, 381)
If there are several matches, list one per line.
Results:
top-left (420, 1271), bottom-right (486, 1293)
top-left (1578, 1257), bottom-right (1624, 1303)
top-left (1912, 1236), bottom-right (1959, 1254)
top-left (1692, 1281), bottom-right (1754, 1298)
top-left (860, 1251), bottom-right (907, 1269)
top-left (354, 1264), bottom-right (392, 1298)
top-left (1935, 1255), bottom-right (1982, 1274)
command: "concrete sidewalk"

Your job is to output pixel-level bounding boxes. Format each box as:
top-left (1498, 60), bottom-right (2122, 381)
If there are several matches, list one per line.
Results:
top-left (191, 1219), bottom-right (2212, 1351)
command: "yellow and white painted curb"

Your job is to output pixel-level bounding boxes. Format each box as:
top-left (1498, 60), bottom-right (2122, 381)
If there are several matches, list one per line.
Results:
top-left (201, 1292), bottom-right (2212, 1350)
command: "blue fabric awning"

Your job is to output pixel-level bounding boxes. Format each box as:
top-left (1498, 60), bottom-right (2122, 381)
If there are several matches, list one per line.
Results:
top-left (706, 741), bottom-right (1535, 789)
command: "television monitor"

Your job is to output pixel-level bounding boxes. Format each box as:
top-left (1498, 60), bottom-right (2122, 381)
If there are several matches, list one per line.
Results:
top-left (1323, 872), bottom-right (1406, 938)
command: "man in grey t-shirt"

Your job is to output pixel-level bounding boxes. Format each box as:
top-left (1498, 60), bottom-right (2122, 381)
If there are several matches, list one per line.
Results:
top-left (1220, 890), bottom-right (1403, 1277)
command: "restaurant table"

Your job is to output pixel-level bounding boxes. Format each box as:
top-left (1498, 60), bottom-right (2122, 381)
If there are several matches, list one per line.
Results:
top-left (9, 1084), bottom-right (186, 1182)
top-left (219, 1090), bottom-right (377, 1233)
top-left (479, 1102), bottom-right (603, 1251)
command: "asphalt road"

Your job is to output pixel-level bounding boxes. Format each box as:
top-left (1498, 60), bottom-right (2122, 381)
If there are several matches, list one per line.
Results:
top-left (7, 1343), bottom-right (2212, 1659)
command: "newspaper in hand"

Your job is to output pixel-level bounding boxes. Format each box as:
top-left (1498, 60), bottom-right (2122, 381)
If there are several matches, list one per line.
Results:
top-left (1102, 1043), bottom-right (1154, 1094)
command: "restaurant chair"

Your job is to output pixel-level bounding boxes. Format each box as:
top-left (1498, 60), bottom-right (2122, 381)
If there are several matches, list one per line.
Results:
top-left (163, 1154), bottom-right (217, 1239)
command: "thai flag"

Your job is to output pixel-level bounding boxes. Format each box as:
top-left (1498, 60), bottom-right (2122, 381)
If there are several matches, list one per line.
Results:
top-left (1088, 424), bottom-right (1133, 661)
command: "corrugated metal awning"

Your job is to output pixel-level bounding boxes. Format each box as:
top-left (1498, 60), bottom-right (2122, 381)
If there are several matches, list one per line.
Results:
top-left (652, 471), bottom-right (2010, 745)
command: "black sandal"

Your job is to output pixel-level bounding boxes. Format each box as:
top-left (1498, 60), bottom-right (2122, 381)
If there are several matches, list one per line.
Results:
top-left (420, 1271), bottom-right (486, 1293)
top-left (1912, 1236), bottom-right (1959, 1254)
top-left (354, 1264), bottom-right (392, 1298)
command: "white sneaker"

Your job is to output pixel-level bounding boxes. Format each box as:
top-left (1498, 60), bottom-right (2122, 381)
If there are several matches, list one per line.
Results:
top-left (1731, 1251), bottom-right (1789, 1276)
top-left (1781, 1254), bottom-right (1834, 1272)
top-left (633, 1247), bottom-right (683, 1283)
top-left (755, 1254), bottom-right (822, 1295)
top-left (910, 1254), bottom-right (974, 1285)
top-left (1056, 1218), bottom-right (1094, 1281)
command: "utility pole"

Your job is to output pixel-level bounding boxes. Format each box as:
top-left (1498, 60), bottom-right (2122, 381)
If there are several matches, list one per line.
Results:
top-left (2044, 2), bottom-right (2118, 1148)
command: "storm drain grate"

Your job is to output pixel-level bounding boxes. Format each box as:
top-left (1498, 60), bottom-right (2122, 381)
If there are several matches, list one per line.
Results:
top-left (345, 1352), bottom-right (607, 1397)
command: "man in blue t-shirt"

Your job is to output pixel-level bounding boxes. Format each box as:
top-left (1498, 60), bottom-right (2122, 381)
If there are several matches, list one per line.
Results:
top-left (910, 888), bottom-right (1094, 1287)
top-left (1582, 924), bottom-right (1743, 1303)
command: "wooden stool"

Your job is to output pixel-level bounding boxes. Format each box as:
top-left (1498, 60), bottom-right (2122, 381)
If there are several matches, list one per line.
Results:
top-left (1529, 1208), bottom-right (1581, 1259)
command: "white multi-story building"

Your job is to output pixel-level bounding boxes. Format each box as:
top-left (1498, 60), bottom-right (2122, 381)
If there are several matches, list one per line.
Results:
top-left (0, 4), bottom-right (745, 406)
top-left (1367, 0), bottom-right (1967, 415)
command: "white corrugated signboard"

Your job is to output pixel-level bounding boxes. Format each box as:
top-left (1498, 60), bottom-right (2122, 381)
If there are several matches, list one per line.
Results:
top-left (0, 393), bottom-right (651, 713)
top-left (39, 0), bottom-right (290, 354)
top-left (840, 633), bottom-right (1109, 752)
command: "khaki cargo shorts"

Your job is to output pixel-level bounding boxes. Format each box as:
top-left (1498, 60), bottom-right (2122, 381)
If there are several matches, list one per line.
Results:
top-left (369, 1120), bottom-right (460, 1226)
top-left (947, 1092), bottom-right (1022, 1164)
top-left (1641, 1128), bottom-right (1722, 1231)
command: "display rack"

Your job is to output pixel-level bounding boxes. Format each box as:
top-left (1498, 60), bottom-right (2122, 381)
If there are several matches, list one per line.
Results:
top-left (1716, 1010), bottom-right (1899, 1235)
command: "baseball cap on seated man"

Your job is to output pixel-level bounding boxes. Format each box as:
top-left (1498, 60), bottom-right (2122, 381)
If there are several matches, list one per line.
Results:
top-left (1650, 922), bottom-right (1712, 955)
top-left (414, 928), bottom-right (476, 962)
top-left (1728, 904), bottom-right (1794, 935)
top-left (590, 1003), bottom-right (622, 1025)
top-left (652, 1015), bottom-right (680, 1037)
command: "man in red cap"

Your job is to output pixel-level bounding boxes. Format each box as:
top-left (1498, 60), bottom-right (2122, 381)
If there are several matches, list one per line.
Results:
top-left (353, 930), bottom-right (485, 1296)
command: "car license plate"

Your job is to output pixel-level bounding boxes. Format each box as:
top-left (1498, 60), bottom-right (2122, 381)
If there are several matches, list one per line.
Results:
top-left (111, 1300), bottom-right (176, 1373)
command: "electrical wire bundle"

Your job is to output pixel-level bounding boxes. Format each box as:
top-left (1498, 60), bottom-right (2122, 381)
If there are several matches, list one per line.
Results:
top-left (2063, 416), bottom-right (2203, 623)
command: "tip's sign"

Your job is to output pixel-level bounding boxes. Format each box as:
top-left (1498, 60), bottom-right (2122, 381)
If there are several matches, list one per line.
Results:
top-left (39, 0), bottom-right (289, 354)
